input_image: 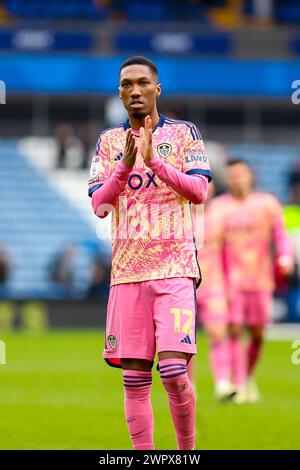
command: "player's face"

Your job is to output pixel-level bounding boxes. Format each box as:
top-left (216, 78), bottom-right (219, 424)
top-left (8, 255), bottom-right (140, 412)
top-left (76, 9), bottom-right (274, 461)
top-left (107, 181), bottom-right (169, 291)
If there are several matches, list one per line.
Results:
top-left (226, 163), bottom-right (254, 196)
top-left (119, 64), bottom-right (161, 120)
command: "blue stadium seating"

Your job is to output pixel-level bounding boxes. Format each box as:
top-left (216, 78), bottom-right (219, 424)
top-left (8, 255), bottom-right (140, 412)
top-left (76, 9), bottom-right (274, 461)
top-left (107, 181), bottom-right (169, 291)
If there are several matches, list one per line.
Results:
top-left (5, 0), bottom-right (107, 21)
top-left (5, 0), bottom-right (300, 23)
top-left (229, 144), bottom-right (300, 202)
top-left (4, 0), bottom-right (205, 21)
top-left (291, 36), bottom-right (300, 55)
top-left (276, 1), bottom-right (300, 23)
top-left (126, 1), bottom-right (168, 21)
top-left (0, 141), bottom-right (105, 299)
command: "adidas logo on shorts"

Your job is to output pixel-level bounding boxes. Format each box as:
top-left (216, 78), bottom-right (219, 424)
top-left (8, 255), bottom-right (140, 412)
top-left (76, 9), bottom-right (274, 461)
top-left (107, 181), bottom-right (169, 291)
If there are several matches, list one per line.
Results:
top-left (181, 335), bottom-right (192, 344)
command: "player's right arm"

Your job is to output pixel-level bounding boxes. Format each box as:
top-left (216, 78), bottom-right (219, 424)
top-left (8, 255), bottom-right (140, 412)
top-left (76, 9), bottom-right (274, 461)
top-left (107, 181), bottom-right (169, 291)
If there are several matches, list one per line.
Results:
top-left (88, 130), bottom-right (137, 218)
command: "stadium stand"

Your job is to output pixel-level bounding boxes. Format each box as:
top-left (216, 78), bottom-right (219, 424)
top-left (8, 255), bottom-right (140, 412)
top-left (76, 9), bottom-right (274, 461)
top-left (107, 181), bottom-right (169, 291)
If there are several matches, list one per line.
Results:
top-left (229, 144), bottom-right (300, 203)
top-left (4, 0), bottom-right (107, 21)
top-left (2, 0), bottom-right (300, 24)
top-left (0, 0), bottom-right (299, 318)
top-left (1, 137), bottom-right (299, 301)
top-left (0, 140), bottom-right (105, 299)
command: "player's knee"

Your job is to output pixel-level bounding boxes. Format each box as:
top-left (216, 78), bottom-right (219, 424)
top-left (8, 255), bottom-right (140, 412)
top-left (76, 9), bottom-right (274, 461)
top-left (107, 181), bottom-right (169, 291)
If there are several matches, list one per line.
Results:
top-left (161, 377), bottom-right (193, 406)
top-left (160, 370), bottom-right (195, 407)
top-left (206, 325), bottom-right (227, 343)
top-left (159, 360), bottom-right (189, 394)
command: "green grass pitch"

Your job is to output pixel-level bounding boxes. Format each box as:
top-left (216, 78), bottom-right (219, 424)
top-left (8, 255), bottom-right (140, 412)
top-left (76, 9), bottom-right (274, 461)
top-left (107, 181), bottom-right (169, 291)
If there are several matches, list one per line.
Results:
top-left (0, 330), bottom-right (299, 450)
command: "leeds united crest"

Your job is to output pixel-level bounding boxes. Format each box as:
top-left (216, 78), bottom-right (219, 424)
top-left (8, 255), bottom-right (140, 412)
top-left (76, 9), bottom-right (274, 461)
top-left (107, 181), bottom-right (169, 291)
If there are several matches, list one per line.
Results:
top-left (108, 335), bottom-right (117, 350)
top-left (157, 143), bottom-right (172, 159)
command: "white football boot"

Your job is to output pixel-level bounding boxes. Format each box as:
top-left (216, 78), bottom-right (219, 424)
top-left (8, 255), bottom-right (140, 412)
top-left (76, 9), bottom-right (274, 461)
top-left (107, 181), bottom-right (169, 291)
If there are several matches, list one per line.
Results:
top-left (246, 377), bottom-right (260, 403)
top-left (215, 381), bottom-right (237, 402)
top-left (231, 386), bottom-right (248, 404)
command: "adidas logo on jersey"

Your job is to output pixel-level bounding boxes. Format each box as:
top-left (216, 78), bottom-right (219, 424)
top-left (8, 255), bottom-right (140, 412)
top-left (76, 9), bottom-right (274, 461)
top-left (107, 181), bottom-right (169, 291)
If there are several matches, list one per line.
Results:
top-left (181, 335), bottom-right (192, 344)
top-left (114, 152), bottom-right (123, 161)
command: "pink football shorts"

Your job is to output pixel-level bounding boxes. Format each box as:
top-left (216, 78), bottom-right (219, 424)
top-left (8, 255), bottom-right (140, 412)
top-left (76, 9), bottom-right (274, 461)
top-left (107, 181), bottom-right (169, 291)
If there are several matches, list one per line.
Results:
top-left (196, 291), bottom-right (228, 326)
top-left (228, 291), bottom-right (273, 326)
top-left (103, 277), bottom-right (197, 368)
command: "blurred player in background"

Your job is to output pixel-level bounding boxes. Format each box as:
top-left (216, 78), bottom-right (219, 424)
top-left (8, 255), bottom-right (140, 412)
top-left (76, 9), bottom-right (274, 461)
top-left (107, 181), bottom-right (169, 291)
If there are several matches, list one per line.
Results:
top-left (213, 159), bottom-right (294, 404)
top-left (193, 182), bottom-right (234, 401)
top-left (88, 56), bottom-right (212, 449)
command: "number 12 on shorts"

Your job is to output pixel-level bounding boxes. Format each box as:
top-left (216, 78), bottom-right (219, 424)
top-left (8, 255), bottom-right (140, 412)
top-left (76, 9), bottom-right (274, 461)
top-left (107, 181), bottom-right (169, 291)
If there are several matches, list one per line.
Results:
top-left (170, 308), bottom-right (194, 335)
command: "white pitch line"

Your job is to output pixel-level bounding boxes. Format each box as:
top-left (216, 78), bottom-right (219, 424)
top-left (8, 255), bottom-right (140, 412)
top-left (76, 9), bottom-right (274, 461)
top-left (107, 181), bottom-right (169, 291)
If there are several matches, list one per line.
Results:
top-left (266, 324), bottom-right (300, 341)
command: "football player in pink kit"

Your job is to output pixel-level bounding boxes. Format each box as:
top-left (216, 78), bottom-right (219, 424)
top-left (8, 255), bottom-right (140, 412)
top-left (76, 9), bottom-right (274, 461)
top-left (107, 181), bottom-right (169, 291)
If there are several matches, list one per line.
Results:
top-left (214, 159), bottom-right (294, 403)
top-left (194, 182), bottom-right (234, 401)
top-left (88, 56), bottom-right (211, 449)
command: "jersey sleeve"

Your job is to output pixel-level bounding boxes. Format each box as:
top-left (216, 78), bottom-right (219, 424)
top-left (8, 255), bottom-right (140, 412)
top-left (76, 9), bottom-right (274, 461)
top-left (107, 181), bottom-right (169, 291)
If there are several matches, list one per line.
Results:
top-left (182, 123), bottom-right (212, 181)
top-left (88, 131), bottom-right (111, 197)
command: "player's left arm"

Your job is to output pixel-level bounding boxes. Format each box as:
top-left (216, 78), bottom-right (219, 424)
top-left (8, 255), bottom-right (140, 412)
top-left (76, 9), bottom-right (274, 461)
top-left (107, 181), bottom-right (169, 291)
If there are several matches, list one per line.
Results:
top-left (270, 196), bottom-right (295, 276)
top-left (140, 116), bottom-right (211, 204)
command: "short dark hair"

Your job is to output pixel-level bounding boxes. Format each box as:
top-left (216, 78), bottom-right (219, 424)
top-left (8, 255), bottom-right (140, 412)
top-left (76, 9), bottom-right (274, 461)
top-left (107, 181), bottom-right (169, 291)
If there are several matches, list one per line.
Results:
top-left (119, 56), bottom-right (158, 77)
top-left (226, 158), bottom-right (251, 168)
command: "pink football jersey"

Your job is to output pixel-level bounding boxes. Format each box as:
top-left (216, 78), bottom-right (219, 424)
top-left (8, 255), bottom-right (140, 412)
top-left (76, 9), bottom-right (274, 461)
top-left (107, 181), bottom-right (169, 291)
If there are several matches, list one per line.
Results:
top-left (88, 115), bottom-right (211, 286)
top-left (211, 192), bottom-right (292, 292)
top-left (196, 200), bottom-right (226, 296)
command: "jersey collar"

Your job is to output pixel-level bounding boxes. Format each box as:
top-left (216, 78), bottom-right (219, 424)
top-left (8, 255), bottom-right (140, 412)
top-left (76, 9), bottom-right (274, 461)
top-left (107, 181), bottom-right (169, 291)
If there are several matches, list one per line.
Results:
top-left (122, 114), bottom-right (165, 132)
